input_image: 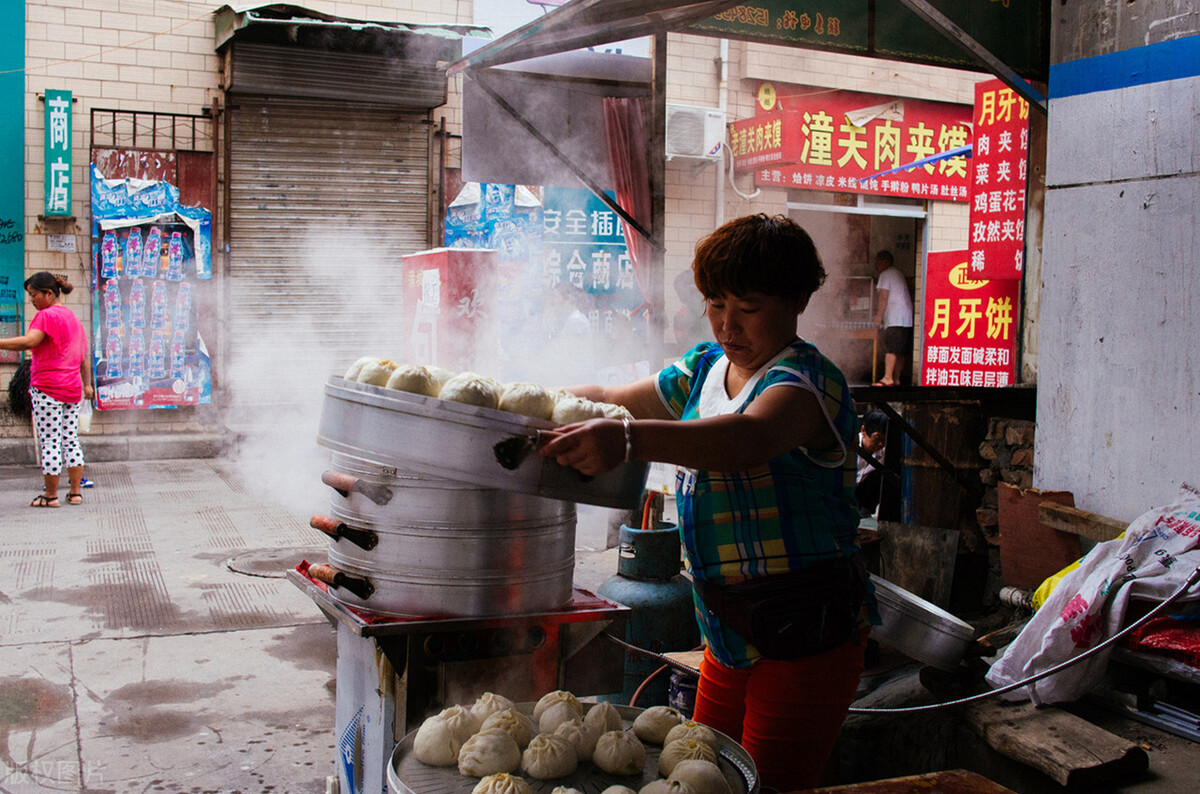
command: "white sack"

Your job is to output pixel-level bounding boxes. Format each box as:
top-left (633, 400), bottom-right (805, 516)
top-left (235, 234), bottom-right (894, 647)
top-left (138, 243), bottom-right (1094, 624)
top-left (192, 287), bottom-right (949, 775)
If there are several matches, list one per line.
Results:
top-left (985, 482), bottom-right (1200, 704)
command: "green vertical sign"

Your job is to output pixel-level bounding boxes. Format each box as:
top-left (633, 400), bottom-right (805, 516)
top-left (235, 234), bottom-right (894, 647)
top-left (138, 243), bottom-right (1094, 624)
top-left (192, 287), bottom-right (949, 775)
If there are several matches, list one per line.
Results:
top-left (44, 88), bottom-right (72, 217)
top-left (0, 1), bottom-right (25, 361)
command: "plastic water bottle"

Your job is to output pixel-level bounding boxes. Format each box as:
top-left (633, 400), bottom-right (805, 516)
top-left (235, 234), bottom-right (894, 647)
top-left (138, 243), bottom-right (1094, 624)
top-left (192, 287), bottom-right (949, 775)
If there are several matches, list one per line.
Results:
top-left (100, 232), bottom-right (118, 278)
top-left (141, 226), bottom-right (161, 278)
top-left (124, 228), bottom-right (142, 279)
top-left (170, 331), bottom-right (186, 379)
top-left (148, 332), bottom-right (166, 379)
top-left (105, 335), bottom-right (123, 378)
top-left (128, 332), bottom-right (145, 380)
top-left (173, 282), bottom-right (192, 331)
top-left (167, 232), bottom-right (184, 281)
top-left (150, 281), bottom-right (168, 331)
top-left (104, 280), bottom-right (122, 330)
top-left (128, 280), bottom-right (145, 330)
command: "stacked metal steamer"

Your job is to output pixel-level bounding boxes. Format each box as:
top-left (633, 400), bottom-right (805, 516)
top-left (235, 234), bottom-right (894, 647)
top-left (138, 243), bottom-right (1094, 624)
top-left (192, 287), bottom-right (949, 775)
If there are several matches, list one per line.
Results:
top-left (313, 376), bottom-right (649, 617)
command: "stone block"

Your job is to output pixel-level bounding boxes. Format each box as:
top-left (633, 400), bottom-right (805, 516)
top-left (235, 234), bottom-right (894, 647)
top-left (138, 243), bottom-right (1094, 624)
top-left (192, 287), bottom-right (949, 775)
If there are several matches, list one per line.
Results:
top-left (979, 467), bottom-right (997, 486)
top-left (979, 441), bottom-right (997, 460)
top-left (1011, 447), bottom-right (1035, 467)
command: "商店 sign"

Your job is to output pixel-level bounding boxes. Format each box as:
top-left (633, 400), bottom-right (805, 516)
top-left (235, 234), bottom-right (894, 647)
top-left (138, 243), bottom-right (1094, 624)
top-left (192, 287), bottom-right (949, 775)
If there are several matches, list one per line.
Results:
top-left (732, 85), bottom-right (972, 202)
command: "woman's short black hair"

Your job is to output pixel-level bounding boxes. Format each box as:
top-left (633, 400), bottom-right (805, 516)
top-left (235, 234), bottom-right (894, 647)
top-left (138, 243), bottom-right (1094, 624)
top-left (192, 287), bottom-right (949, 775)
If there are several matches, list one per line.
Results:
top-left (692, 214), bottom-right (825, 304)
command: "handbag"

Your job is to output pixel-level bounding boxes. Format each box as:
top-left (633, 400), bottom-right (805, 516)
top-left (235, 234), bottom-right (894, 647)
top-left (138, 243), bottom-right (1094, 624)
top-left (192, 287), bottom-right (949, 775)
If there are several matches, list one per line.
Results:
top-left (7, 358), bottom-right (31, 418)
top-left (694, 555), bottom-right (867, 660)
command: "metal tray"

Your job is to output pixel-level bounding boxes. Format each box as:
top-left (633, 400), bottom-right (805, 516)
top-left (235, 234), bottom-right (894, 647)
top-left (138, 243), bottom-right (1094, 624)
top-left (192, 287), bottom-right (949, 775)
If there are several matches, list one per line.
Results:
top-left (871, 575), bottom-right (977, 672)
top-left (388, 703), bottom-right (758, 794)
top-left (318, 378), bottom-right (649, 509)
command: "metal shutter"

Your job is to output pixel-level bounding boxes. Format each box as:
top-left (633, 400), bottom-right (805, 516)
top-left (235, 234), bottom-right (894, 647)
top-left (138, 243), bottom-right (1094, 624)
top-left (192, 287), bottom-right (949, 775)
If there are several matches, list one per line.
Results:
top-left (227, 95), bottom-right (431, 417)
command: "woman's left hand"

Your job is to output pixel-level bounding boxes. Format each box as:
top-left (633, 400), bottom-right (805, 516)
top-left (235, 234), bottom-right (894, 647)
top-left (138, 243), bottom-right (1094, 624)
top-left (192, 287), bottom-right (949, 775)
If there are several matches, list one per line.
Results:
top-left (83, 384), bottom-right (95, 401)
top-left (538, 418), bottom-right (625, 476)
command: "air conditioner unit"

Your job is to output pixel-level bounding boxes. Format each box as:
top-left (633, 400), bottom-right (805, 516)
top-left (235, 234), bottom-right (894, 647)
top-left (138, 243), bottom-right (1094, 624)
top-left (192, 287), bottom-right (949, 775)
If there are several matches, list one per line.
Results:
top-left (665, 104), bottom-right (725, 160)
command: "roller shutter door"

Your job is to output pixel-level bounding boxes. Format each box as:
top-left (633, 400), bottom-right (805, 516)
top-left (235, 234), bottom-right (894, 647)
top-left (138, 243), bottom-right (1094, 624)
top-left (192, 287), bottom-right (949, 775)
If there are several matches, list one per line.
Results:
top-left (227, 95), bottom-right (431, 416)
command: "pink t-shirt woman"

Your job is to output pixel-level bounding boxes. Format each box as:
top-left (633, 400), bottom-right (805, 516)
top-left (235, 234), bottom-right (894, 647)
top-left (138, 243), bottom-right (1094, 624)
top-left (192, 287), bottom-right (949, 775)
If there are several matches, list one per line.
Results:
top-left (30, 303), bottom-right (88, 403)
top-left (0, 272), bottom-right (94, 507)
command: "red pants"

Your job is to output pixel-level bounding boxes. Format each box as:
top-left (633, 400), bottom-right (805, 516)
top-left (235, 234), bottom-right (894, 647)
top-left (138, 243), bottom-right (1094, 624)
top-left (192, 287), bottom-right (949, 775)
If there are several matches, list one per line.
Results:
top-left (691, 631), bottom-right (868, 791)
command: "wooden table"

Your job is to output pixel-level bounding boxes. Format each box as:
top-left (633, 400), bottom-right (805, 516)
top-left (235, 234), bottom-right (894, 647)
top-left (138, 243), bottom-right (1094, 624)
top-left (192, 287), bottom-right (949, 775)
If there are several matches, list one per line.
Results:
top-left (786, 769), bottom-right (1017, 793)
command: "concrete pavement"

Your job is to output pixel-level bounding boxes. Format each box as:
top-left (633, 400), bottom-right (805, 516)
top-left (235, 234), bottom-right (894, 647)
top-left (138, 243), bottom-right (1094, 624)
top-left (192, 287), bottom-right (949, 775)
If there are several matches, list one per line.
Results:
top-left (0, 457), bottom-right (622, 794)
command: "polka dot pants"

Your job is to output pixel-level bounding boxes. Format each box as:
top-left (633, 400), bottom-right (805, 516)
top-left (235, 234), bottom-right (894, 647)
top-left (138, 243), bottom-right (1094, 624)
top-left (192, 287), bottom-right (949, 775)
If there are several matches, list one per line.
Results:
top-left (31, 387), bottom-right (85, 477)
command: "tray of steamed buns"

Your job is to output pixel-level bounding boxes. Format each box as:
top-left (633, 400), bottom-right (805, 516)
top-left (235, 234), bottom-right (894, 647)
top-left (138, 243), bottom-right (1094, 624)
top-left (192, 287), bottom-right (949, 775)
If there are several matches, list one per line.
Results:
top-left (319, 359), bottom-right (649, 509)
top-left (388, 690), bottom-right (759, 794)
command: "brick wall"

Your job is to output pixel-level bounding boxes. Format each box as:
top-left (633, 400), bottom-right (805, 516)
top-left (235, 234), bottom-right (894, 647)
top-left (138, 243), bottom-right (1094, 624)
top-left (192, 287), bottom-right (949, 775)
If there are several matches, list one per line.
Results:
top-left (976, 417), bottom-right (1036, 540)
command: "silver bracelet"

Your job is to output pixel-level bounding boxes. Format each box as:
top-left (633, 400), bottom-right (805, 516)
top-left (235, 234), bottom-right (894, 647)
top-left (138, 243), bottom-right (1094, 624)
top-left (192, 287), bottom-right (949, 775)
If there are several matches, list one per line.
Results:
top-left (622, 417), bottom-right (633, 463)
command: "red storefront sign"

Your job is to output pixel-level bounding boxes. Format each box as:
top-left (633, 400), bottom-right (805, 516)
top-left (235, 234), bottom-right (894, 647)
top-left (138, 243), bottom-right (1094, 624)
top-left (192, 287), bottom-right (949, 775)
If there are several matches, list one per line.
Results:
top-left (922, 250), bottom-right (1019, 388)
top-left (731, 85), bottom-right (972, 201)
top-left (968, 79), bottom-right (1030, 279)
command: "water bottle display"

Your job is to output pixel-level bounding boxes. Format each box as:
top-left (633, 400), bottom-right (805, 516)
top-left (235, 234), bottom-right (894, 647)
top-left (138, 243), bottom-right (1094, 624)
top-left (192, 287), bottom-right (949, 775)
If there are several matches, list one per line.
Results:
top-left (100, 232), bottom-right (118, 278)
top-left (148, 331), bottom-right (166, 379)
top-left (173, 282), bottom-right (192, 331)
top-left (128, 279), bottom-right (146, 331)
top-left (141, 226), bottom-right (162, 278)
top-left (150, 280), bottom-right (168, 331)
top-left (105, 335), bottom-right (123, 378)
top-left (124, 228), bottom-right (142, 279)
top-left (167, 232), bottom-right (184, 281)
top-left (170, 331), bottom-right (186, 379)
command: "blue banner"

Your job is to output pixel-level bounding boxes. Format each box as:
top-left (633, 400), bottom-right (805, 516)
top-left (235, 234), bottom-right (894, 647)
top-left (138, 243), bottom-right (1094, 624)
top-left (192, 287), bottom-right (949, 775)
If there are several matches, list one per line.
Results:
top-left (0, 4), bottom-right (24, 362)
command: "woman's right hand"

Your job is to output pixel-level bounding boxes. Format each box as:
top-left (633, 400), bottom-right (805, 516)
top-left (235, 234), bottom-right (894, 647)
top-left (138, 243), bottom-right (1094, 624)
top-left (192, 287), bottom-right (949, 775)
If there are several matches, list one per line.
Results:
top-left (538, 419), bottom-right (627, 476)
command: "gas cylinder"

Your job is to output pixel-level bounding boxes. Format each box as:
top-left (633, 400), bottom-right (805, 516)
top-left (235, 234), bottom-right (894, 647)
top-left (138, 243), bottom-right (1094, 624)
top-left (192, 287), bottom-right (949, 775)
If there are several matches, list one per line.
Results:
top-left (598, 523), bottom-right (699, 707)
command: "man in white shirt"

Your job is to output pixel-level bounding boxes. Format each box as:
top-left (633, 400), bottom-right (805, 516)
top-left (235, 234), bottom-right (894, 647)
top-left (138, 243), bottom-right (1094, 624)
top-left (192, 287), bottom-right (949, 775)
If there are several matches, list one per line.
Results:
top-left (872, 250), bottom-right (913, 386)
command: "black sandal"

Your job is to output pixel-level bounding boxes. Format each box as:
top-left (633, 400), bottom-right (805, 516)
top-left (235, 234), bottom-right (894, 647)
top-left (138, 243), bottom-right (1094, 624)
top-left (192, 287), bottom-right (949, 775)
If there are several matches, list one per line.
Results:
top-left (31, 494), bottom-right (60, 508)
top-left (67, 493), bottom-right (83, 505)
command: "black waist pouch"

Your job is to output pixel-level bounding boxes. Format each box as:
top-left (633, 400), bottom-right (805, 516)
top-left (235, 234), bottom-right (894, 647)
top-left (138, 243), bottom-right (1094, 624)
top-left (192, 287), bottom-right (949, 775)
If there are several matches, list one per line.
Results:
top-left (694, 556), bottom-right (867, 660)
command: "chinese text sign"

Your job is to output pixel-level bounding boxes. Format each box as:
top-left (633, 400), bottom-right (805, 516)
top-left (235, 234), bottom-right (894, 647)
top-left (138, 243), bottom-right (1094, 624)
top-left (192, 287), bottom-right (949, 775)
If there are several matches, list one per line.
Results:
top-left (969, 79), bottom-right (1029, 279)
top-left (44, 89), bottom-right (72, 216)
top-left (922, 250), bottom-right (1019, 388)
top-left (733, 87), bottom-right (971, 202)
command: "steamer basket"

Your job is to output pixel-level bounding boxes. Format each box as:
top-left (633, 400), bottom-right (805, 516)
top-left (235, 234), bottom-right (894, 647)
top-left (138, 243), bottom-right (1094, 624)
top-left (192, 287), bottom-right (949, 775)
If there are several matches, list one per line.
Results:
top-left (320, 455), bottom-right (577, 618)
top-left (388, 703), bottom-right (759, 794)
top-left (318, 378), bottom-right (648, 510)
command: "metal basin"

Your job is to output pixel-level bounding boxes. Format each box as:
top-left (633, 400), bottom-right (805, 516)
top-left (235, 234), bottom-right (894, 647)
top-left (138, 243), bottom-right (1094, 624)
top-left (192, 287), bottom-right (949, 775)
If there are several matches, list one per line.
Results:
top-left (870, 575), bottom-right (976, 672)
top-left (318, 377), bottom-right (649, 510)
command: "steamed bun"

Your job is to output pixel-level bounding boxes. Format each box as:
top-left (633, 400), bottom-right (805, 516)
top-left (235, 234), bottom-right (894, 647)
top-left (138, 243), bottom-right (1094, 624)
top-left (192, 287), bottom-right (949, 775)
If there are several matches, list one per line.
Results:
top-left (539, 701), bottom-right (581, 734)
top-left (533, 690), bottom-right (583, 722)
top-left (658, 738), bottom-right (718, 777)
top-left (438, 704), bottom-right (482, 744)
top-left (439, 372), bottom-right (503, 409)
top-left (344, 356), bottom-right (379, 381)
top-left (357, 359), bottom-right (397, 386)
top-left (592, 730), bottom-right (646, 776)
top-left (472, 773), bottom-right (533, 794)
top-left (640, 781), bottom-right (696, 794)
top-left (499, 382), bottom-right (556, 420)
top-left (669, 759), bottom-right (733, 794)
top-left (521, 733), bottom-right (578, 780)
top-left (553, 718), bottom-right (600, 761)
top-left (663, 721), bottom-right (719, 753)
top-left (458, 727), bottom-right (521, 777)
top-left (413, 714), bottom-right (462, 766)
top-left (599, 401), bottom-right (634, 421)
top-left (386, 364), bottom-right (439, 396)
top-left (551, 396), bottom-right (606, 424)
top-left (601, 788), bottom-right (639, 794)
top-left (470, 692), bottom-right (515, 724)
top-left (481, 708), bottom-right (536, 749)
top-left (427, 365), bottom-right (457, 392)
top-left (584, 701), bottom-right (624, 734)
top-left (632, 705), bottom-right (684, 744)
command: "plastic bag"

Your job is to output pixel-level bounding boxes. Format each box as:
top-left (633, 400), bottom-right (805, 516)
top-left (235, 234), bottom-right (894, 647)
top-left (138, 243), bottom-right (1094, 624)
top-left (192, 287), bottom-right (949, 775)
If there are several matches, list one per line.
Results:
top-left (78, 399), bottom-right (93, 433)
top-left (986, 483), bottom-right (1200, 704)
